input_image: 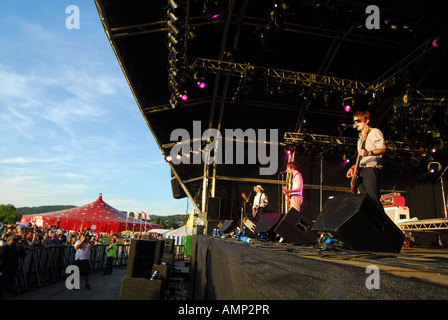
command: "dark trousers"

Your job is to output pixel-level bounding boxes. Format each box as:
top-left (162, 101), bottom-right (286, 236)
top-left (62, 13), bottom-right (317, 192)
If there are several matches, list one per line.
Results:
top-left (358, 167), bottom-right (383, 209)
top-left (103, 257), bottom-right (114, 275)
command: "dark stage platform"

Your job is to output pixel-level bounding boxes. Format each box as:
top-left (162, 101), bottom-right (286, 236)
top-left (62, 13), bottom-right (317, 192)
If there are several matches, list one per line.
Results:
top-left (189, 235), bottom-right (448, 300)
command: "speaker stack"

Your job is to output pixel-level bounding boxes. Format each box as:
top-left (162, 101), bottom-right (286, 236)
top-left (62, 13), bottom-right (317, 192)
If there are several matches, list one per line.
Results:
top-left (312, 194), bottom-right (404, 253)
top-left (120, 239), bottom-right (167, 300)
top-left (206, 197), bottom-right (233, 235)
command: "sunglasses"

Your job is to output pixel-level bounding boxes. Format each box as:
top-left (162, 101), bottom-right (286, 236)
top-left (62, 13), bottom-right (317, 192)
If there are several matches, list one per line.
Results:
top-left (353, 119), bottom-right (362, 123)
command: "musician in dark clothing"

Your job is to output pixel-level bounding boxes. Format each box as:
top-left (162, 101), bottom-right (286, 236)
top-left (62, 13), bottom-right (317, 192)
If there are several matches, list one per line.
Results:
top-left (346, 111), bottom-right (386, 207)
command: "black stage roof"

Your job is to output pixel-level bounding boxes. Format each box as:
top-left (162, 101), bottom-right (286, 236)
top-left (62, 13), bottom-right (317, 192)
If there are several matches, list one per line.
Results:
top-left (95, 0), bottom-right (448, 218)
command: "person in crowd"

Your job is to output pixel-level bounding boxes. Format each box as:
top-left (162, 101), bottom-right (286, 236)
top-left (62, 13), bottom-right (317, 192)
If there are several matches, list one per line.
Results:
top-left (74, 232), bottom-right (95, 289)
top-left (102, 237), bottom-right (118, 275)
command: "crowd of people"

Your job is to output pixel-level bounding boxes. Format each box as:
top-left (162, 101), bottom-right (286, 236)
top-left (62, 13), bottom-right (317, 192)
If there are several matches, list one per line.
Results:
top-left (0, 222), bottom-right (120, 297)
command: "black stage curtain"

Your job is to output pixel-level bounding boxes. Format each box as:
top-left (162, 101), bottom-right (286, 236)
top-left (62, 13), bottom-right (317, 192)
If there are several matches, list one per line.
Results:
top-left (406, 181), bottom-right (447, 220)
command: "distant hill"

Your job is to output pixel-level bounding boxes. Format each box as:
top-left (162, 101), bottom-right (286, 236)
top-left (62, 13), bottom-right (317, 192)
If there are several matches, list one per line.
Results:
top-left (18, 205), bottom-right (77, 215)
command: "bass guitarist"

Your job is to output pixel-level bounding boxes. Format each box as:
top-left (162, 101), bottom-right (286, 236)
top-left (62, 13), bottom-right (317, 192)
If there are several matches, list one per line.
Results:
top-left (282, 161), bottom-right (304, 212)
top-left (346, 111), bottom-right (386, 208)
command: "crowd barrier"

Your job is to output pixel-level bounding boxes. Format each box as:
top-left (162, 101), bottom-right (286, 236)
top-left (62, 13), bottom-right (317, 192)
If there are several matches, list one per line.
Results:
top-left (10, 244), bottom-right (130, 295)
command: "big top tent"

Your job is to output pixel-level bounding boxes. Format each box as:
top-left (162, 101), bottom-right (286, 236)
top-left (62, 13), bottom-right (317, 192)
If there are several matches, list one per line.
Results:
top-left (20, 194), bottom-right (163, 233)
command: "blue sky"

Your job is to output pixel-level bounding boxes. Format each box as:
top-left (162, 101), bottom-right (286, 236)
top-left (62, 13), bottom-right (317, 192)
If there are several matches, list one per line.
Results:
top-left (0, 1), bottom-right (191, 216)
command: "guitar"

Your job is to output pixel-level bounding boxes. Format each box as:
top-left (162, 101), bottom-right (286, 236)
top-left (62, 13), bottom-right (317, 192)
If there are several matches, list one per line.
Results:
top-left (282, 186), bottom-right (291, 210)
top-left (350, 125), bottom-right (370, 193)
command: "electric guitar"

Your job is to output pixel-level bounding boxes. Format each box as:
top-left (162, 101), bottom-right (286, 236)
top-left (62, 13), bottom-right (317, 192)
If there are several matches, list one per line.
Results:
top-left (282, 186), bottom-right (291, 210)
top-left (351, 125), bottom-right (369, 193)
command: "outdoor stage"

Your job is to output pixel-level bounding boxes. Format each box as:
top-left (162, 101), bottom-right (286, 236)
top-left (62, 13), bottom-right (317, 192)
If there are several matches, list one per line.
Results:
top-left (189, 235), bottom-right (448, 300)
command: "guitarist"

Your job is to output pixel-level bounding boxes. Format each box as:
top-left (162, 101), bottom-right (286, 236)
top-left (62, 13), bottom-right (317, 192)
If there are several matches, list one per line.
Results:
top-left (252, 185), bottom-right (268, 219)
top-left (346, 111), bottom-right (386, 207)
top-left (282, 161), bottom-right (304, 212)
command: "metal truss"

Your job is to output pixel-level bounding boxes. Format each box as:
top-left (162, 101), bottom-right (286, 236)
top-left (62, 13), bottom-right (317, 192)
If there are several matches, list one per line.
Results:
top-left (398, 218), bottom-right (448, 232)
top-left (188, 57), bottom-right (374, 94)
top-left (283, 132), bottom-right (423, 153)
top-left (284, 132), bottom-right (358, 147)
top-left (373, 38), bottom-right (438, 89)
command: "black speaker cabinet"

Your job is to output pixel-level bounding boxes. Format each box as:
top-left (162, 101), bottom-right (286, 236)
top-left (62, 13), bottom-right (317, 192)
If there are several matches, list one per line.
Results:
top-left (254, 213), bottom-right (282, 233)
top-left (312, 194), bottom-right (404, 253)
top-left (171, 177), bottom-right (187, 199)
top-left (126, 239), bottom-right (158, 278)
top-left (207, 197), bottom-right (232, 221)
top-left (274, 208), bottom-right (317, 244)
top-left (219, 220), bottom-right (237, 233)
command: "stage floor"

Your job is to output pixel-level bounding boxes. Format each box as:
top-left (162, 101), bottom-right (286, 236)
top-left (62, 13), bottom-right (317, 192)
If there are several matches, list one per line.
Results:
top-left (190, 235), bottom-right (448, 300)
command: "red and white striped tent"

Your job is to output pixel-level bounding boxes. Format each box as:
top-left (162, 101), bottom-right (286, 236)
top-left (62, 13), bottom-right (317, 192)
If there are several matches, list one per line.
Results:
top-left (20, 194), bottom-right (163, 233)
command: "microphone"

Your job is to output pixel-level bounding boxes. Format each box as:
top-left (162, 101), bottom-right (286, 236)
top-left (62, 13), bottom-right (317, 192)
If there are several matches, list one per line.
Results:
top-left (279, 170), bottom-right (287, 175)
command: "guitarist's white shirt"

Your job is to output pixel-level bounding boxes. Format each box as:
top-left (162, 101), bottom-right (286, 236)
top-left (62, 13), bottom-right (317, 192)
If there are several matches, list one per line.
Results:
top-left (358, 127), bottom-right (386, 168)
top-left (253, 192), bottom-right (268, 210)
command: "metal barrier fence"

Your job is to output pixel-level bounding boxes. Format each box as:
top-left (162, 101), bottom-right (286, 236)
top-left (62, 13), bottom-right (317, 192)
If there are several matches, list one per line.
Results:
top-left (12, 244), bottom-right (130, 295)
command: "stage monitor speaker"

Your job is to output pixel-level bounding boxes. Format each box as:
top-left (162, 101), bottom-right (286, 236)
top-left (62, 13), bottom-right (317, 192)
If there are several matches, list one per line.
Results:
top-left (171, 177), bottom-right (187, 199)
top-left (219, 220), bottom-right (237, 233)
top-left (312, 194), bottom-right (404, 253)
top-left (274, 208), bottom-right (317, 244)
top-left (126, 239), bottom-right (158, 278)
top-left (254, 213), bottom-right (282, 233)
top-left (207, 197), bottom-right (232, 221)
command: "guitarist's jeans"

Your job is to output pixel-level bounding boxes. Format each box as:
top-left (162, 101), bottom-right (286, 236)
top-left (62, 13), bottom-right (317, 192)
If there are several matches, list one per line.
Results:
top-left (358, 167), bottom-right (382, 209)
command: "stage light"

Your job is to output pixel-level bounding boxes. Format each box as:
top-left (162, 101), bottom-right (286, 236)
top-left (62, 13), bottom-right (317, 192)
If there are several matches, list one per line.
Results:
top-left (181, 92), bottom-right (188, 101)
top-left (197, 81), bottom-right (206, 89)
top-left (427, 161), bottom-right (441, 173)
top-left (342, 96), bottom-right (354, 112)
top-left (169, 0), bottom-right (178, 10)
top-left (166, 155), bottom-right (173, 162)
top-left (167, 20), bottom-right (179, 36)
top-left (194, 72), bottom-right (206, 89)
top-left (432, 37), bottom-right (439, 48)
top-left (203, 0), bottom-right (226, 19)
top-left (169, 93), bottom-right (178, 109)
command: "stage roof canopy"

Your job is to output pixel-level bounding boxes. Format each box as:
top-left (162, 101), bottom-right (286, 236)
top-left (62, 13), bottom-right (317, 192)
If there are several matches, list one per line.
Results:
top-left (94, 0), bottom-right (448, 213)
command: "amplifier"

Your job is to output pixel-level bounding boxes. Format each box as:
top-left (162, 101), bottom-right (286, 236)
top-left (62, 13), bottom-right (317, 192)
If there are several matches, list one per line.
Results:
top-left (381, 195), bottom-right (406, 207)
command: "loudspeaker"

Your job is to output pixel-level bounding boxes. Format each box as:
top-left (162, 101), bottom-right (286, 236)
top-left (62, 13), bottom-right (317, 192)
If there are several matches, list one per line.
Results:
top-left (154, 240), bottom-right (165, 265)
top-left (126, 239), bottom-right (158, 278)
top-left (274, 208), bottom-right (317, 244)
top-left (171, 177), bottom-right (187, 199)
top-left (120, 276), bottom-right (162, 300)
top-left (207, 197), bottom-right (232, 221)
top-left (312, 194), bottom-right (404, 253)
top-left (219, 220), bottom-right (237, 233)
top-left (254, 213), bottom-right (282, 233)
